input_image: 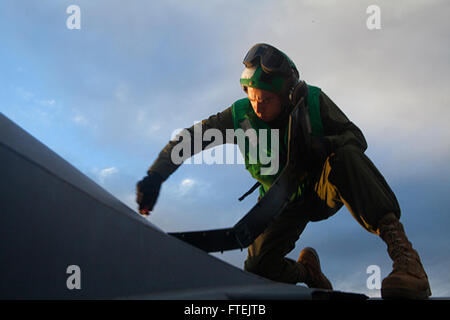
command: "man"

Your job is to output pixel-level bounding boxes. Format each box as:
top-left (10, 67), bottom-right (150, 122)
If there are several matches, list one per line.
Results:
top-left (136, 43), bottom-right (431, 299)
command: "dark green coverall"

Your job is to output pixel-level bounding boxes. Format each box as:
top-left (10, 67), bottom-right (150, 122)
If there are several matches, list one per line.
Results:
top-left (148, 91), bottom-right (401, 284)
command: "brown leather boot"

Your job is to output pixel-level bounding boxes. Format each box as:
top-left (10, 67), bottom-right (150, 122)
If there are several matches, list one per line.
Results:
top-left (378, 213), bottom-right (431, 299)
top-left (297, 247), bottom-right (333, 290)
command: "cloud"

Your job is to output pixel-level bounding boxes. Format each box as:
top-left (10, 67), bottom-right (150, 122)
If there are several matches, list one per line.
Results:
top-left (99, 166), bottom-right (118, 178)
top-left (180, 178), bottom-right (195, 188)
top-left (37, 99), bottom-right (56, 107)
top-left (178, 178), bottom-right (196, 196)
top-left (15, 87), bottom-right (34, 101)
top-left (72, 114), bottom-right (88, 126)
top-left (14, 87), bottom-right (58, 119)
top-left (114, 82), bottom-right (129, 103)
top-left (92, 166), bottom-right (119, 184)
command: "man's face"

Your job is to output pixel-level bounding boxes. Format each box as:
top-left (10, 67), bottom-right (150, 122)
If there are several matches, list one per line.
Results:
top-left (246, 87), bottom-right (282, 122)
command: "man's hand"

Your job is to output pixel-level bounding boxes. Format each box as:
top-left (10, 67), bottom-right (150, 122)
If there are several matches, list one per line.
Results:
top-left (136, 171), bottom-right (164, 216)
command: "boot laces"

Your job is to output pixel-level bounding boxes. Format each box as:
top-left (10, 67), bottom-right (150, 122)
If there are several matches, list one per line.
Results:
top-left (383, 223), bottom-right (415, 272)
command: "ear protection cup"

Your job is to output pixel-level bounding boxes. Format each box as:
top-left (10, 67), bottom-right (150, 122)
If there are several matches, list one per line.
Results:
top-left (278, 70), bottom-right (300, 106)
top-left (289, 80), bottom-right (309, 106)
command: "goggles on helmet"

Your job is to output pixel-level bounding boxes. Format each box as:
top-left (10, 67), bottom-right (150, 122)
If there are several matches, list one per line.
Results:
top-left (243, 43), bottom-right (294, 77)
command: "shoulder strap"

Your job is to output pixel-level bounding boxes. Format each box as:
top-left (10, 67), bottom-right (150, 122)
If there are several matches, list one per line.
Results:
top-left (238, 181), bottom-right (261, 201)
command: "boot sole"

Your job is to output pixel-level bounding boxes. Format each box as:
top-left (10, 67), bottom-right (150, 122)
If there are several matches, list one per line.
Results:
top-left (381, 286), bottom-right (431, 300)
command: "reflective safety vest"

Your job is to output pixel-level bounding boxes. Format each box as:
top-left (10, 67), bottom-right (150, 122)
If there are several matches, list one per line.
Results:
top-left (231, 85), bottom-right (324, 200)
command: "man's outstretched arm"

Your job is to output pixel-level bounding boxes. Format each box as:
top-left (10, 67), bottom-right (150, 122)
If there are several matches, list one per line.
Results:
top-left (148, 106), bottom-right (234, 180)
top-left (136, 107), bottom-right (234, 215)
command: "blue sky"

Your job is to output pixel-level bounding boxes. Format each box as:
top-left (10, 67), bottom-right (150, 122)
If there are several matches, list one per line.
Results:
top-left (1, 0), bottom-right (450, 297)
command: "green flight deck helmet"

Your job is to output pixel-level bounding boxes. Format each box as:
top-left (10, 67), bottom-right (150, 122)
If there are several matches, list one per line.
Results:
top-left (240, 43), bottom-right (300, 101)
